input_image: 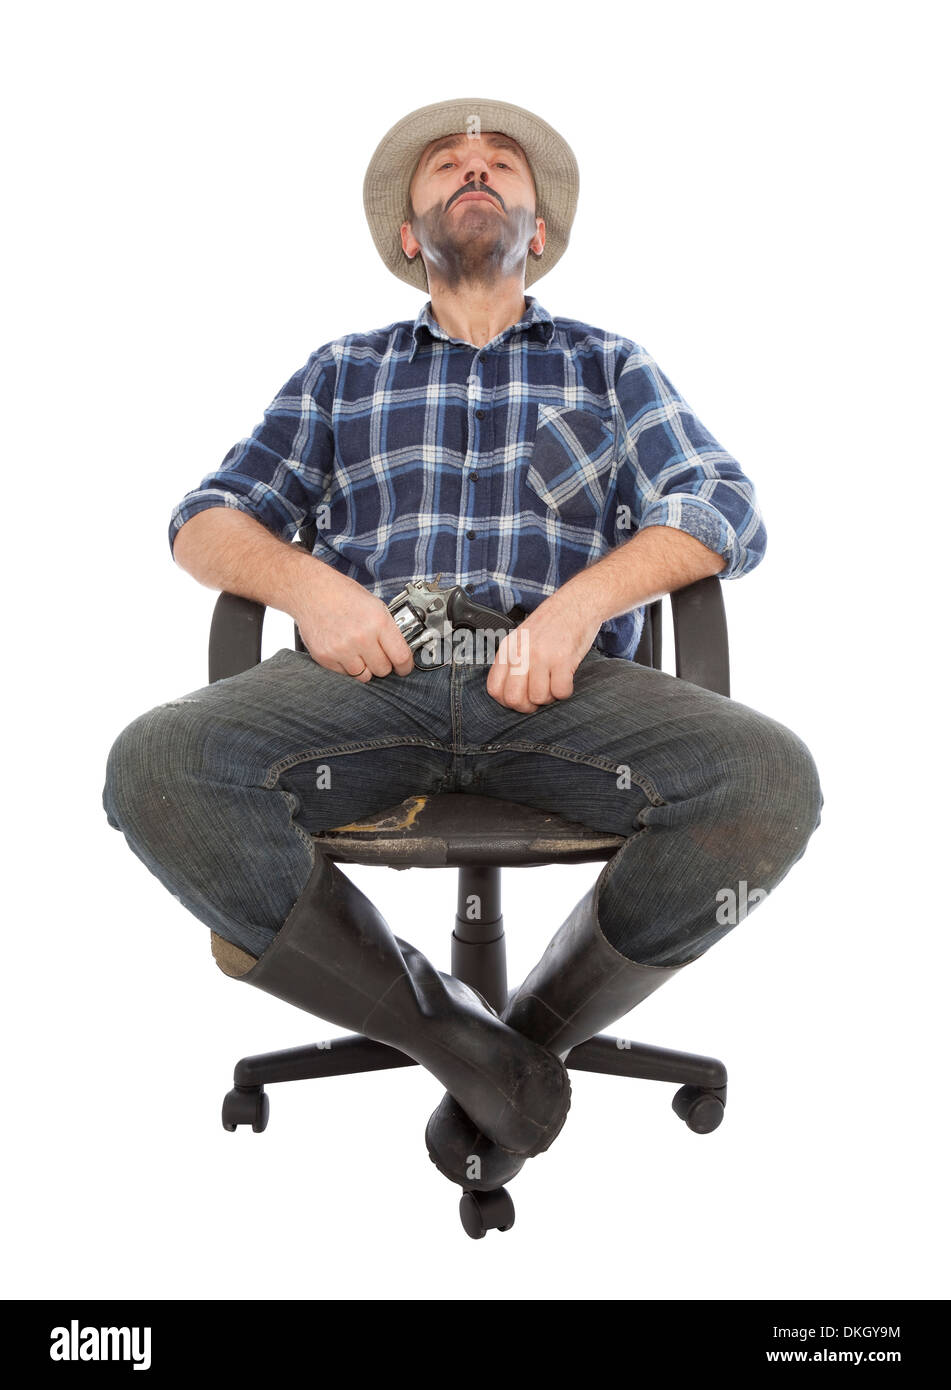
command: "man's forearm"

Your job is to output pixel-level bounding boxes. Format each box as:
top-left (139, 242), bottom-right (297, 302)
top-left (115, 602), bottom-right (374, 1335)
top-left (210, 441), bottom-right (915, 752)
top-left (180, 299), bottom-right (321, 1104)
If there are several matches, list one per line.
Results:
top-left (553, 525), bottom-right (727, 624)
top-left (171, 508), bottom-right (334, 618)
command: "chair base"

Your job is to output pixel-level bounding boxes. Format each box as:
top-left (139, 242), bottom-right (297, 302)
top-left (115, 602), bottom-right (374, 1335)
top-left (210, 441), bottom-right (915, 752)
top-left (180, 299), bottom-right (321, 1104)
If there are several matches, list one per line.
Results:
top-left (223, 1030), bottom-right (728, 1137)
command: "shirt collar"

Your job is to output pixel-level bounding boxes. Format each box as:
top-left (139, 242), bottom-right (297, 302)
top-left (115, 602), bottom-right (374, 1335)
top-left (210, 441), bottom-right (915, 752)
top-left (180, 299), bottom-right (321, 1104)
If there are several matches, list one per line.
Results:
top-left (409, 294), bottom-right (555, 361)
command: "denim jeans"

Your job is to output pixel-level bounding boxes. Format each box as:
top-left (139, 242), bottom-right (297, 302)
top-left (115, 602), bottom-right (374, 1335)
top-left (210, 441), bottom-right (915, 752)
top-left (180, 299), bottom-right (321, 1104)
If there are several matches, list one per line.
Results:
top-left (102, 644), bottom-right (823, 967)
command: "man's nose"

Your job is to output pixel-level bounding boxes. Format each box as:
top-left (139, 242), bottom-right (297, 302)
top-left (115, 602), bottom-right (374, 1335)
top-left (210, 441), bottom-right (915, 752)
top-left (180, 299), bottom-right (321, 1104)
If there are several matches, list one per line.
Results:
top-left (461, 155), bottom-right (492, 183)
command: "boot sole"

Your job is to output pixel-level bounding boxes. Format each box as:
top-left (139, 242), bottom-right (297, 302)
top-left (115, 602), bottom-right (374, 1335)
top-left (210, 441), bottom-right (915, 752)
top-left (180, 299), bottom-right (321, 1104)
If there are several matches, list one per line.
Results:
top-left (426, 1144), bottom-right (520, 1193)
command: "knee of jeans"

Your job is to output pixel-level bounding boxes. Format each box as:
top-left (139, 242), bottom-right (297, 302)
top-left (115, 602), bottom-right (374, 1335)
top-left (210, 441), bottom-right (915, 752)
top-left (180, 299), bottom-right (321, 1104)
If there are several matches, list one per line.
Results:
top-left (727, 714), bottom-right (823, 858)
top-left (102, 705), bottom-right (199, 833)
top-left (687, 712), bottom-right (822, 881)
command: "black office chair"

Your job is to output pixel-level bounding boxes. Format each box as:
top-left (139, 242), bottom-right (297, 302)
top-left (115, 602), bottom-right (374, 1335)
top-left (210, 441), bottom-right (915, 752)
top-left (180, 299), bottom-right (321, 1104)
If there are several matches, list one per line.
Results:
top-left (211, 524), bottom-right (731, 1238)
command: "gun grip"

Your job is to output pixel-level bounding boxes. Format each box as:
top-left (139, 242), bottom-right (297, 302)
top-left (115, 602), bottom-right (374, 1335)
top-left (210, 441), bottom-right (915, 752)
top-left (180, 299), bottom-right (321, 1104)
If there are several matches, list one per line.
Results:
top-left (446, 588), bottom-right (516, 632)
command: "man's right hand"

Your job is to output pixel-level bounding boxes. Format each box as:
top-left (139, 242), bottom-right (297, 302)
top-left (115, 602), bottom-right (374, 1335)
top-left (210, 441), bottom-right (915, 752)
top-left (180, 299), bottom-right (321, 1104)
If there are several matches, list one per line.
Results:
top-left (294, 572), bottom-right (416, 681)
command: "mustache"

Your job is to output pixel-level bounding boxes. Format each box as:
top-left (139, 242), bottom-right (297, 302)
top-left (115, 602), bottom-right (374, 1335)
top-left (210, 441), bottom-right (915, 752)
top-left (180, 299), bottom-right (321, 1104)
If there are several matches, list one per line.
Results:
top-left (445, 181), bottom-right (505, 214)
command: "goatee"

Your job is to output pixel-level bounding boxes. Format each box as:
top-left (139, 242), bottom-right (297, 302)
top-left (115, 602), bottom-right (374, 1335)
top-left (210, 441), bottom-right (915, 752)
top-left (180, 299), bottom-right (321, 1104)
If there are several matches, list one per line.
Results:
top-left (410, 202), bottom-right (539, 292)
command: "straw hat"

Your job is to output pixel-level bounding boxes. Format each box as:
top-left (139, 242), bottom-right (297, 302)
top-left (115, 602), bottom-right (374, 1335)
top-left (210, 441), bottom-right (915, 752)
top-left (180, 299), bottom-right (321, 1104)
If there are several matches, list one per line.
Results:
top-left (363, 96), bottom-right (580, 293)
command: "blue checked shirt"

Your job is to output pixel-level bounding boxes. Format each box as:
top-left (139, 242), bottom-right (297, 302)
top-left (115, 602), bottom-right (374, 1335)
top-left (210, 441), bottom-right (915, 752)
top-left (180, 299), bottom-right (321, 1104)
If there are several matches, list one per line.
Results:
top-left (168, 296), bottom-right (766, 660)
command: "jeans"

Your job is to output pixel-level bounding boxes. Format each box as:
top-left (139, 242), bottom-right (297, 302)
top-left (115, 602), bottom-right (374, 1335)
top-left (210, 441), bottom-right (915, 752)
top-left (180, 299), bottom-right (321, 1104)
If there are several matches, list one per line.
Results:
top-left (101, 643), bottom-right (823, 967)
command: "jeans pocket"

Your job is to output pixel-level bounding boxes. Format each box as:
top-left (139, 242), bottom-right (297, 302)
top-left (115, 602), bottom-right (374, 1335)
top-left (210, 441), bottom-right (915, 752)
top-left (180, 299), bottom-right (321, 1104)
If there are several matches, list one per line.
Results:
top-left (525, 404), bottom-right (616, 523)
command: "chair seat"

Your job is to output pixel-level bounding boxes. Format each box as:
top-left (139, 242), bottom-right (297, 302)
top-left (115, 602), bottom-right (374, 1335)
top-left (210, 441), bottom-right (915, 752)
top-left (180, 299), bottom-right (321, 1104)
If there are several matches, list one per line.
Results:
top-left (314, 792), bottom-right (626, 869)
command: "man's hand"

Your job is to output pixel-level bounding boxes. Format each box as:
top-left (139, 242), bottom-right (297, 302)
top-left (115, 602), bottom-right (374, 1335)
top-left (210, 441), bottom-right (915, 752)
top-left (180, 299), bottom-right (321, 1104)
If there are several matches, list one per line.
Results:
top-left (295, 571), bottom-right (415, 681)
top-left (486, 591), bottom-right (603, 713)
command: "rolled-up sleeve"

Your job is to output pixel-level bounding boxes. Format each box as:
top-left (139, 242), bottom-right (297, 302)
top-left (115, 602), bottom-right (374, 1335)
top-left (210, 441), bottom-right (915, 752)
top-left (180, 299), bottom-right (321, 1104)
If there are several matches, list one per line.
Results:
top-left (613, 345), bottom-right (766, 579)
top-left (168, 349), bottom-right (336, 561)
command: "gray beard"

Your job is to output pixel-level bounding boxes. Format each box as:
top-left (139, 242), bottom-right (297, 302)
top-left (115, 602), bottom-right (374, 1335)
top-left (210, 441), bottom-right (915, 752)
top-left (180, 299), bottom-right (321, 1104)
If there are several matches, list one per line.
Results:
top-left (410, 201), bottom-right (539, 292)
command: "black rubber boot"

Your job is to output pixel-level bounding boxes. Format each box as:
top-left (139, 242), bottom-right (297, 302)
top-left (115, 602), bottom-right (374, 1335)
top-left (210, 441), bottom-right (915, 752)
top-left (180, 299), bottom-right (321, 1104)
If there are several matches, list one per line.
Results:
top-left (425, 874), bottom-right (689, 1190)
top-left (221, 851), bottom-right (571, 1159)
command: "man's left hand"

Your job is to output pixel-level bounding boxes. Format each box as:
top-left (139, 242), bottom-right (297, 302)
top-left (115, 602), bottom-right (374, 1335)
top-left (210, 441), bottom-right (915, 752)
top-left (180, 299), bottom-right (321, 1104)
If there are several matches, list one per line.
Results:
top-left (486, 592), bottom-right (603, 713)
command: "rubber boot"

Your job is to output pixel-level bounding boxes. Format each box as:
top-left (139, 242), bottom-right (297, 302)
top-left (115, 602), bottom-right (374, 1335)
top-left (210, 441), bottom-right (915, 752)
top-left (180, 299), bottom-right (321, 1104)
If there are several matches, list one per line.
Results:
top-left (214, 851), bottom-right (571, 1159)
top-left (425, 874), bottom-right (689, 1190)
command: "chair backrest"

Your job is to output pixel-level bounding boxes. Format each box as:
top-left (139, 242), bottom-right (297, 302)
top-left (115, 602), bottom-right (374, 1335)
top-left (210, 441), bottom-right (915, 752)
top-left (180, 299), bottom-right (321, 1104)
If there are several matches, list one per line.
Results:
top-left (633, 599), bottom-right (663, 670)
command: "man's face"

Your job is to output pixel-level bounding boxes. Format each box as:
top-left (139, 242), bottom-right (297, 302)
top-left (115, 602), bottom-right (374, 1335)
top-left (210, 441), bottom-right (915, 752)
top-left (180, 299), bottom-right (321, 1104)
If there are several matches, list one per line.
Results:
top-left (401, 131), bottom-right (545, 290)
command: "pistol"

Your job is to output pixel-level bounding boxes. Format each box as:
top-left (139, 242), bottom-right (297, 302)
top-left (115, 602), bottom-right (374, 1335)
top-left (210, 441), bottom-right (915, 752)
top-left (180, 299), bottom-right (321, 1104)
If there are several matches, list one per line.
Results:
top-left (386, 577), bottom-right (517, 670)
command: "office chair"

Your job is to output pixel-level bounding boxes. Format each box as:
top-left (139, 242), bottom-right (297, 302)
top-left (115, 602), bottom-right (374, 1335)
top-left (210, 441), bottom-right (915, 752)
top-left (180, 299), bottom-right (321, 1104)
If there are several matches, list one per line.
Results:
top-left (210, 523), bottom-right (731, 1238)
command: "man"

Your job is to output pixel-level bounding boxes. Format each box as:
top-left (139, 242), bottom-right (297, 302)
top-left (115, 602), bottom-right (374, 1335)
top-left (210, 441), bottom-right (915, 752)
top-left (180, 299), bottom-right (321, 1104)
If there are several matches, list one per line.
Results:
top-left (102, 97), bottom-right (823, 1192)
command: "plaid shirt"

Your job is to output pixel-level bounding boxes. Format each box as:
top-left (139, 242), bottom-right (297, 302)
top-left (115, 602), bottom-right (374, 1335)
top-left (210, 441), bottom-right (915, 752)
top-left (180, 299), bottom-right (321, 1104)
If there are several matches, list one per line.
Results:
top-left (168, 295), bottom-right (766, 660)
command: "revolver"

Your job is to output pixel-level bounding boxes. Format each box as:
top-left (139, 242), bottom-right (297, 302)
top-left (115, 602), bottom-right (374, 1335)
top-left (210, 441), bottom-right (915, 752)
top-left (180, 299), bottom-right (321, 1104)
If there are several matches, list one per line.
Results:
top-left (386, 576), bottom-right (517, 670)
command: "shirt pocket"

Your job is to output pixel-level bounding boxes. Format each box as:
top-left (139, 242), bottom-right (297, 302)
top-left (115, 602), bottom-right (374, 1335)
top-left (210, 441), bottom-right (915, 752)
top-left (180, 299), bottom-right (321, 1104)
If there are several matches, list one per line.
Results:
top-left (525, 404), bottom-right (616, 523)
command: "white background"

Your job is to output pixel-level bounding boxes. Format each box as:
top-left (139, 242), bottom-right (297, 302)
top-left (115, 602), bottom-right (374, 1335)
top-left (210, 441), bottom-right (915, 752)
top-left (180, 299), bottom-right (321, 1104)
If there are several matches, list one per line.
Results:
top-left (3, 0), bottom-right (948, 1301)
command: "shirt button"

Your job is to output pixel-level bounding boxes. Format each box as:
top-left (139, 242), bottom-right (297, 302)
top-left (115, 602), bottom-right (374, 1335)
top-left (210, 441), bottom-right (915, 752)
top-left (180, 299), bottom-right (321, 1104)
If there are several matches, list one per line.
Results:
top-left (465, 583), bottom-right (476, 593)
top-left (469, 472), bottom-right (478, 482)
top-left (459, 770), bottom-right (474, 785)
top-left (475, 409), bottom-right (486, 420)
top-left (466, 529), bottom-right (476, 540)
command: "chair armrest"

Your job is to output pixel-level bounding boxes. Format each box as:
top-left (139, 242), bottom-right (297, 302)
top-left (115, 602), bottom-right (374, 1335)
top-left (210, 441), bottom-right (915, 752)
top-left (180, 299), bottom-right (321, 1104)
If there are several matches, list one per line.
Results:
top-left (669, 575), bottom-right (730, 697)
top-left (208, 592), bottom-right (266, 683)
top-left (207, 539), bottom-right (314, 683)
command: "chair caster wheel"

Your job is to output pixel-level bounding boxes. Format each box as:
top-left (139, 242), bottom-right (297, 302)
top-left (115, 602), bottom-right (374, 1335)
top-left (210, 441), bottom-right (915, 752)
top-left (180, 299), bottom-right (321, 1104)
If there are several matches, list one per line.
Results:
top-left (222, 1085), bottom-right (269, 1133)
top-left (459, 1187), bottom-right (516, 1239)
top-left (672, 1084), bottom-right (725, 1134)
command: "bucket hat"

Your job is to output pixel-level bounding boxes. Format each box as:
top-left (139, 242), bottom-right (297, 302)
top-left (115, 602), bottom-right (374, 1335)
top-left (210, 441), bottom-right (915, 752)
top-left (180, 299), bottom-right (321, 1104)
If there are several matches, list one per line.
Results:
top-left (363, 96), bottom-right (580, 292)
